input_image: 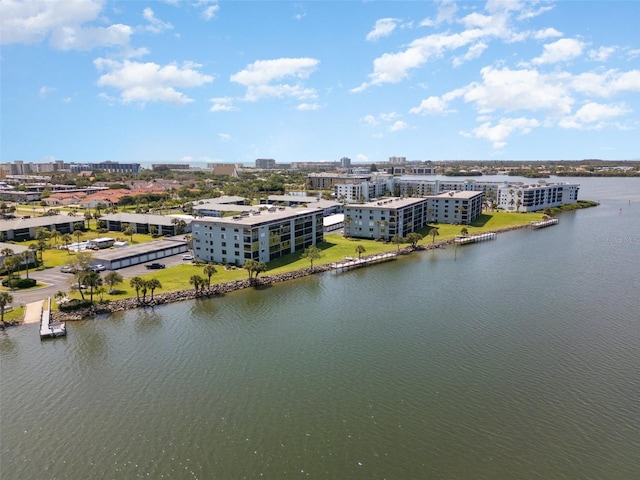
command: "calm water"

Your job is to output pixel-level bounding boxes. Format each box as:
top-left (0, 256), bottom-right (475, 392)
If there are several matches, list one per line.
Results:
top-left (1, 177), bottom-right (639, 479)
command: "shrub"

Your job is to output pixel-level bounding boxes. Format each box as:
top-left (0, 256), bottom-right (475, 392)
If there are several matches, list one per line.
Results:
top-left (1, 277), bottom-right (37, 289)
top-left (59, 299), bottom-right (93, 311)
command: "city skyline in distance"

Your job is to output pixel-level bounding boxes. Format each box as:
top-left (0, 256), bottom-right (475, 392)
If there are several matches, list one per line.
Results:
top-left (2, 0), bottom-right (639, 164)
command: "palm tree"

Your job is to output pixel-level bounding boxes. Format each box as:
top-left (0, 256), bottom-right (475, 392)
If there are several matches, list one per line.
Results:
top-left (189, 274), bottom-right (204, 293)
top-left (123, 224), bottom-right (135, 242)
top-left (21, 251), bottom-right (32, 279)
top-left (61, 233), bottom-right (72, 253)
top-left (202, 264), bottom-right (217, 287)
top-left (355, 244), bottom-right (366, 259)
top-left (130, 276), bottom-right (144, 302)
top-left (460, 227), bottom-right (469, 236)
top-left (0, 291), bottom-right (13, 328)
top-left (73, 223), bottom-right (84, 245)
top-left (81, 270), bottom-right (102, 304)
top-left (430, 228), bottom-right (440, 244)
top-left (301, 245), bottom-right (322, 270)
top-left (243, 260), bottom-right (266, 284)
top-left (406, 232), bottom-right (423, 248)
top-left (343, 216), bottom-right (352, 238)
top-left (147, 278), bottom-right (162, 300)
top-left (104, 271), bottom-right (123, 294)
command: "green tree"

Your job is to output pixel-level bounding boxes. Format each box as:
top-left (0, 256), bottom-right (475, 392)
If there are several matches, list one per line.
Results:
top-left (202, 264), bottom-right (217, 287)
top-left (80, 270), bottom-right (102, 304)
top-left (406, 232), bottom-right (423, 248)
top-left (430, 228), bottom-right (440, 244)
top-left (355, 244), bottom-right (366, 259)
top-left (21, 250), bottom-right (32, 279)
top-left (460, 227), bottom-right (469, 236)
top-left (301, 245), bottom-right (323, 270)
top-left (130, 276), bottom-right (144, 302)
top-left (61, 233), bottom-right (72, 253)
top-left (146, 278), bottom-right (162, 300)
top-left (189, 274), bottom-right (204, 293)
top-left (391, 234), bottom-right (403, 251)
top-left (73, 223), bottom-right (84, 245)
top-left (104, 271), bottom-right (123, 294)
top-left (243, 259), bottom-right (266, 284)
top-left (123, 224), bottom-right (135, 242)
top-left (0, 291), bottom-right (13, 328)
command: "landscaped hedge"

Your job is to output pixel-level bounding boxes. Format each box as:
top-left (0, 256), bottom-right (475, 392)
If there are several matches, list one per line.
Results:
top-left (1, 277), bottom-right (37, 289)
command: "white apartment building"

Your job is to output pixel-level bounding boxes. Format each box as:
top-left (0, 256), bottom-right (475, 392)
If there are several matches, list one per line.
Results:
top-left (498, 183), bottom-right (580, 212)
top-left (343, 191), bottom-right (484, 240)
top-left (334, 173), bottom-right (394, 203)
top-left (191, 207), bottom-right (324, 265)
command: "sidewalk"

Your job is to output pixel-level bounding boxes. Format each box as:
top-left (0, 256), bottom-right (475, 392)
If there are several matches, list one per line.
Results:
top-left (22, 300), bottom-right (44, 324)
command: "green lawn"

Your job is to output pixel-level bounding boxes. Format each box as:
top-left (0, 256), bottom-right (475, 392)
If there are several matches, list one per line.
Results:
top-left (5, 211), bottom-right (545, 306)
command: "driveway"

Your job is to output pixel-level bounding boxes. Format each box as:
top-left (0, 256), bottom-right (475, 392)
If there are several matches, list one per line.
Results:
top-left (8, 253), bottom-right (191, 306)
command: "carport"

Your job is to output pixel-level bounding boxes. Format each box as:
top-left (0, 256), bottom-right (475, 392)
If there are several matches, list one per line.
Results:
top-left (92, 238), bottom-right (188, 270)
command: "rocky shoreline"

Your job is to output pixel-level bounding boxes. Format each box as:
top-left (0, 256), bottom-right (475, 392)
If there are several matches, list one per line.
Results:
top-left (49, 224), bottom-right (530, 322)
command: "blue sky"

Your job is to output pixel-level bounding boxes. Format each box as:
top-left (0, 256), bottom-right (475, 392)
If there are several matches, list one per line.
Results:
top-left (2, 0), bottom-right (639, 165)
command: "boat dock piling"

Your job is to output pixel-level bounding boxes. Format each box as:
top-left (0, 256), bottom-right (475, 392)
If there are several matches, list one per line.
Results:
top-left (530, 218), bottom-right (559, 228)
top-left (454, 232), bottom-right (497, 245)
top-left (40, 298), bottom-right (66, 339)
top-left (331, 251), bottom-right (398, 273)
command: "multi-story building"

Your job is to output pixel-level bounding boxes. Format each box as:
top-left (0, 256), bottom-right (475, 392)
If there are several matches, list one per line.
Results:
top-left (344, 197), bottom-right (430, 240)
top-left (191, 207), bottom-right (324, 265)
top-left (151, 163), bottom-right (191, 171)
top-left (334, 174), bottom-right (394, 203)
top-left (255, 158), bottom-right (276, 169)
top-left (307, 173), bottom-right (371, 190)
top-left (343, 191), bottom-right (484, 240)
top-left (498, 183), bottom-right (580, 212)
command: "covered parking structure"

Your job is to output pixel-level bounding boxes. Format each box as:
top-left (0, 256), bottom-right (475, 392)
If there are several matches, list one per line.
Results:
top-left (91, 238), bottom-right (188, 270)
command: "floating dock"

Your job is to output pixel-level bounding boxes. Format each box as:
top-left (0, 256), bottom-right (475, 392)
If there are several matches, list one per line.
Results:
top-left (454, 232), bottom-right (497, 245)
top-left (530, 218), bottom-right (559, 228)
top-left (40, 298), bottom-right (66, 339)
top-left (331, 251), bottom-right (398, 273)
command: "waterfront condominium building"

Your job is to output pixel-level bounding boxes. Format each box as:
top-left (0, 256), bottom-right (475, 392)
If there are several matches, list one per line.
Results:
top-left (343, 191), bottom-right (483, 240)
top-left (498, 182), bottom-right (580, 212)
top-left (191, 207), bottom-right (324, 265)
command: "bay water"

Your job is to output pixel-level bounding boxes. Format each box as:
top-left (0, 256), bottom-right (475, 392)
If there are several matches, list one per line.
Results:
top-left (1, 177), bottom-right (639, 479)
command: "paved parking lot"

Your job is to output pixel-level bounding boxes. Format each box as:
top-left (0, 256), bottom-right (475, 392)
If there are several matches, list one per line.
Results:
top-left (9, 253), bottom-right (192, 306)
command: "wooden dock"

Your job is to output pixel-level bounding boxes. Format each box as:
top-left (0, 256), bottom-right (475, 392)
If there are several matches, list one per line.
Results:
top-left (454, 232), bottom-right (497, 245)
top-left (331, 252), bottom-right (398, 272)
top-left (530, 218), bottom-right (559, 228)
top-left (40, 298), bottom-right (66, 339)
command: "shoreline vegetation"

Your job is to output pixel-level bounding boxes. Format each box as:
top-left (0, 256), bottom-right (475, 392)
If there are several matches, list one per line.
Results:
top-left (1, 204), bottom-right (600, 328)
top-left (48, 214), bottom-right (577, 323)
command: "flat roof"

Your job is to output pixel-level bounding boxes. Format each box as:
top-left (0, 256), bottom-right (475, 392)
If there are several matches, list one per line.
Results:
top-left (99, 212), bottom-right (191, 227)
top-left (193, 206), bottom-right (321, 227)
top-left (1, 214), bottom-right (75, 231)
top-left (93, 238), bottom-right (187, 262)
top-left (431, 190), bottom-right (484, 199)
top-left (346, 197), bottom-right (428, 210)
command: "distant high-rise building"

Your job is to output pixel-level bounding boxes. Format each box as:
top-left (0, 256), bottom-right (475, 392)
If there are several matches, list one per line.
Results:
top-left (340, 157), bottom-right (351, 168)
top-left (256, 158), bottom-right (276, 169)
top-left (389, 156), bottom-right (406, 164)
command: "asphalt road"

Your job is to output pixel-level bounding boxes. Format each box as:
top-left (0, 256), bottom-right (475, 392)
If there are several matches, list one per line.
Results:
top-left (9, 253), bottom-right (190, 306)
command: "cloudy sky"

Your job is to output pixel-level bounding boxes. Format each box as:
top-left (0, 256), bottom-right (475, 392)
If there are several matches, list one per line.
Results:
top-left (2, 0), bottom-right (639, 165)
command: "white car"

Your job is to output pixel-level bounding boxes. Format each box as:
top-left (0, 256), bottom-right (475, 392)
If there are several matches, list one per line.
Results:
top-left (182, 254), bottom-right (193, 261)
top-left (90, 264), bottom-right (106, 271)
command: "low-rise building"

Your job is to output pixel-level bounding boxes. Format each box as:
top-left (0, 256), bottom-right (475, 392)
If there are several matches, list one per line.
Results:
top-left (99, 213), bottom-right (192, 236)
top-left (0, 215), bottom-right (78, 241)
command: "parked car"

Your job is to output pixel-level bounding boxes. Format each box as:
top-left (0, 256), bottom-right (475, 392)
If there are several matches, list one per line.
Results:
top-left (182, 254), bottom-right (193, 261)
top-left (146, 263), bottom-right (166, 270)
top-left (90, 264), bottom-right (106, 271)
top-left (60, 265), bottom-right (77, 274)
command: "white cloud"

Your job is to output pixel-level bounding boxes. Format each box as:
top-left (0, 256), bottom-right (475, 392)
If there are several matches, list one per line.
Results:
top-left (39, 86), bottom-right (56, 98)
top-left (231, 58), bottom-right (319, 101)
top-left (209, 97), bottom-right (235, 112)
top-left (95, 58), bottom-right (214, 105)
top-left (534, 28), bottom-right (563, 40)
top-left (464, 116), bottom-right (539, 149)
top-left (390, 120), bottom-right (408, 132)
top-left (559, 102), bottom-right (630, 129)
top-left (296, 103), bottom-right (320, 111)
top-left (531, 38), bottom-right (585, 65)
top-left (589, 46), bottom-right (616, 62)
top-left (571, 69), bottom-right (640, 97)
top-left (194, 0), bottom-right (219, 21)
top-left (142, 7), bottom-right (173, 34)
top-left (366, 18), bottom-right (399, 41)
top-left (453, 42), bottom-right (488, 67)
top-left (181, 156), bottom-right (193, 162)
top-left (218, 133), bottom-right (232, 142)
top-left (410, 96), bottom-right (450, 115)
top-left (463, 66), bottom-right (574, 115)
top-left (0, 0), bottom-right (132, 50)
top-left (362, 115), bottom-right (379, 126)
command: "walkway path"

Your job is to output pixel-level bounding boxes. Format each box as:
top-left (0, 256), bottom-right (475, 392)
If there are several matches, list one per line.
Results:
top-left (22, 300), bottom-right (44, 324)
